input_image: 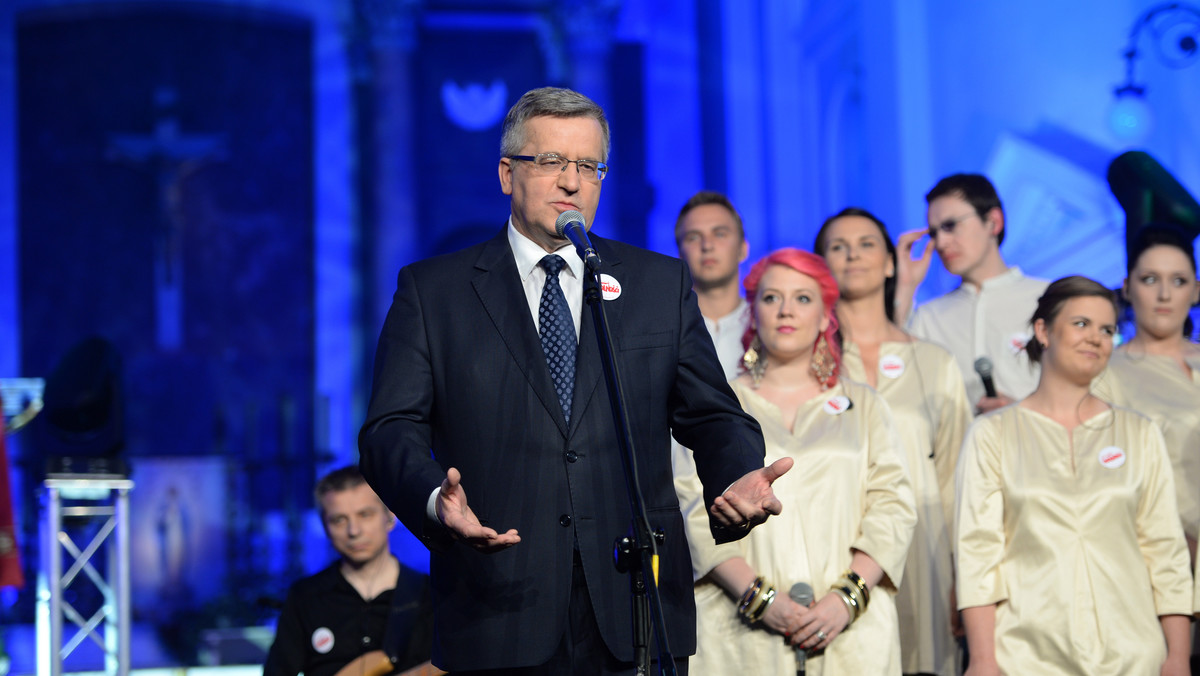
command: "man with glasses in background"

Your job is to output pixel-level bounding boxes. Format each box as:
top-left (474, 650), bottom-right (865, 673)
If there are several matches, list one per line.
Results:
top-left (892, 174), bottom-right (1048, 413)
top-left (359, 86), bottom-right (788, 675)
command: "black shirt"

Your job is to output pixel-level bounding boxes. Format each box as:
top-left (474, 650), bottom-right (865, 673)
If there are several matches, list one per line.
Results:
top-left (263, 559), bottom-right (432, 676)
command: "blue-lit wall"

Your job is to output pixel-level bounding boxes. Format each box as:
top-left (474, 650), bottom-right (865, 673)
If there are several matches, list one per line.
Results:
top-left (0, 0), bottom-right (1198, 662)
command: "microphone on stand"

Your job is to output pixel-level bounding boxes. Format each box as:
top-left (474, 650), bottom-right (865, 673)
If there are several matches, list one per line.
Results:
top-left (789, 582), bottom-right (814, 676)
top-left (973, 356), bottom-right (998, 399)
top-left (555, 210), bottom-right (601, 271)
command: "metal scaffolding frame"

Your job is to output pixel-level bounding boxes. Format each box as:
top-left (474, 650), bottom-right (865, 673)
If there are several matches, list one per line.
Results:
top-left (37, 474), bottom-right (133, 676)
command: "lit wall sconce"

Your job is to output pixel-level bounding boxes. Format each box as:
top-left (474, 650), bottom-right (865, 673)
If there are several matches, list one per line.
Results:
top-left (1109, 85), bottom-right (1153, 142)
top-left (1109, 2), bottom-right (1200, 143)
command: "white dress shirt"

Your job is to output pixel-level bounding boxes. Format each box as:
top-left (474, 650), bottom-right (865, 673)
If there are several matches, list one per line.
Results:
top-left (508, 219), bottom-right (584, 338)
top-left (702, 297), bottom-right (751, 381)
top-left (428, 220), bottom-right (585, 521)
top-left (907, 267), bottom-right (1047, 407)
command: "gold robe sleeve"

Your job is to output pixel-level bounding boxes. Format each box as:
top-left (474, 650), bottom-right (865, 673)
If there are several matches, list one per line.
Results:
top-left (1093, 353), bottom-right (1200, 542)
top-left (931, 354), bottom-right (972, 540)
top-left (1195, 554), bottom-right (1200, 615)
top-left (851, 387), bottom-right (918, 589)
top-left (954, 415), bottom-right (1007, 608)
top-left (1134, 418), bottom-right (1195, 617)
top-left (673, 439), bottom-right (742, 580)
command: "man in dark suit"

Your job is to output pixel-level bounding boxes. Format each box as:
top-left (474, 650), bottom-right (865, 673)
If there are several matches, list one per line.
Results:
top-left (359, 86), bottom-right (791, 675)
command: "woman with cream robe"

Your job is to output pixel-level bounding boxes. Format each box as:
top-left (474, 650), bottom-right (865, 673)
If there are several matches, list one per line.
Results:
top-left (1093, 351), bottom-right (1200, 551)
top-left (1091, 224), bottom-right (1200, 562)
top-left (957, 276), bottom-right (1193, 676)
top-left (817, 208), bottom-right (972, 675)
top-left (677, 249), bottom-right (916, 676)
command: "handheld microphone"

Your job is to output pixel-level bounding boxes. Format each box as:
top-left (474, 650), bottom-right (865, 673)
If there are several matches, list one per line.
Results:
top-left (555, 210), bottom-right (601, 271)
top-left (789, 582), bottom-right (814, 674)
top-left (974, 357), bottom-right (998, 399)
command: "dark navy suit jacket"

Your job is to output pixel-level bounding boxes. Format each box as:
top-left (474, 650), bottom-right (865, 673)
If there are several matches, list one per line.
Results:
top-left (359, 228), bottom-right (765, 671)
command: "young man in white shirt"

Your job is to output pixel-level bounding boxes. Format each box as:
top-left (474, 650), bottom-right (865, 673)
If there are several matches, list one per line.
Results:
top-left (675, 191), bottom-right (751, 380)
top-left (894, 174), bottom-right (1048, 413)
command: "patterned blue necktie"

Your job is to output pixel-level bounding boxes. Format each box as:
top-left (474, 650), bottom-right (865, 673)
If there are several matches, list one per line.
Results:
top-left (538, 254), bottom-right (576, 423)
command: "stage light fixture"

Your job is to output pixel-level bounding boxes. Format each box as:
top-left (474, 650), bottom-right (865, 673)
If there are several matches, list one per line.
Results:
top-left (1107, 150), bottom-right (1200, 256)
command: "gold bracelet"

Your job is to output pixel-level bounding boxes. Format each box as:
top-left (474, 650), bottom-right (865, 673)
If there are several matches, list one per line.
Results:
top-left (744, 580), bottom-right (773, 621)
top-left (842, 581), bottom-right (867, 615)
top-left (834, 575), bottom-right (869, 614)
top-left (749, 585), bottom-right (777, 623)
top-left (738, 577), bottom-right (764, 616)
top-left (829, 586), bottom-right (857, 628)
top-left (843, 569), bottom-right (870, 607)
top-left (835, 584), bottom-right (861, 621)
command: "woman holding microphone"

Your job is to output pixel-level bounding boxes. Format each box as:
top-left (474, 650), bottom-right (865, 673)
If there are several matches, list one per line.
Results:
top-left (678, 248), bottom-right (916, 675)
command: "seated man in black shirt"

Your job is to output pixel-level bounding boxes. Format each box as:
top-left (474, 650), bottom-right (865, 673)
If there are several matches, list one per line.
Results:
top-left (264, 466), bottom-right (438, 676)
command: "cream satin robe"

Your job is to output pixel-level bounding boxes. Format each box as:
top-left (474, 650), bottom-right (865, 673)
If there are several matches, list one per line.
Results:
top-left (678, 378), bottom-right (916, 676)
top-left (1092, 350), bottom-right (1200, 543)
top-left (842, 341), bottom-right (970, 676)
top-left (956, 405), bottom-right (1193, 675)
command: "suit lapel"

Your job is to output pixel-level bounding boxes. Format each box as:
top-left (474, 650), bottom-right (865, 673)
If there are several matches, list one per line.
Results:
top-left (471, 230), bottom-right (570, 437)
top-left (569, 237), bottom-right (624, 438)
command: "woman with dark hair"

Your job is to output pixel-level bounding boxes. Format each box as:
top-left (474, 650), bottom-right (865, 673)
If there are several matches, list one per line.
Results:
top-left (815, 208), bottom-right (972, 676)
top-left (1092, 224), bottom-right (1200, 562)
top-left (677, 248), bottom-right (916, 675)
top-left (957, 275), bottom-right (1193, 676)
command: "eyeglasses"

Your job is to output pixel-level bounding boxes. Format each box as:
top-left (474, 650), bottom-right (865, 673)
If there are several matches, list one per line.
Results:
top-left (507, 153), bottom-right (609, 181)
top-left (928, 212), bottom-right (979, 239)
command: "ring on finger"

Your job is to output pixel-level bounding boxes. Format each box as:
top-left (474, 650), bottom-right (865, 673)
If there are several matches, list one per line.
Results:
top-left (815, 630), bottom-right (827, 641)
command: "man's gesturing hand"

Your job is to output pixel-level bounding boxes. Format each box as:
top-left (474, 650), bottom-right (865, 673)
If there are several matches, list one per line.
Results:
top-left (709, 457), bottom-right (794, 531)
top-left (436, 467), bottom-right (521, 552)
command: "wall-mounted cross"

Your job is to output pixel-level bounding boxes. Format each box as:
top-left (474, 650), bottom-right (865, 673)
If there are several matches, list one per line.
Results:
top-left (106, 86), bottom-right (226, 351)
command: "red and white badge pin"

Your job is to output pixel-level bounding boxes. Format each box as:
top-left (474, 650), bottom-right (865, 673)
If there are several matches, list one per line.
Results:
top-left (879, 354), bottom-right (905, 379)
top-left (1098, 446), bottom-right (1126, 469)
top-left (823, 395), bottom-right (851, 416)
top-left (1009, 332), bottom-right (1031, 356)
top-left (599, 274), bottom-right (622, 301)
top-left (312, 627), bottom-right (335, 653)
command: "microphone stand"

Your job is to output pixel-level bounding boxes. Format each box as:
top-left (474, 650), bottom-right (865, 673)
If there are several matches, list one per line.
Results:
top-left (580, 256), bottom-right (677, 676)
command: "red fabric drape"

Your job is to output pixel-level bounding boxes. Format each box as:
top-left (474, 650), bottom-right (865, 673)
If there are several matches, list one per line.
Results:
top-left (0, 394), bottom-right (24, 588)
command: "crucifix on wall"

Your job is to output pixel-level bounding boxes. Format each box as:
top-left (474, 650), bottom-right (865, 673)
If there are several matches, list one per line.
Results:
top-left (106, 86), bottom-right (226, 351)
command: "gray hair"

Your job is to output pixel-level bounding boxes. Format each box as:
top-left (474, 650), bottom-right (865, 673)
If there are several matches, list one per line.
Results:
top-left (499, 87), bottom-right (610, 162)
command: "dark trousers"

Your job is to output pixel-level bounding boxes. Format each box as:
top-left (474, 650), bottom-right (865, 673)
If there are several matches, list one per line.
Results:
top-left (450, 553), bottom-right (688, 676)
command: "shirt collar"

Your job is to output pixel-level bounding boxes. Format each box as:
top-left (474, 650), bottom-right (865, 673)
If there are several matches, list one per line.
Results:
top-left (508, 217), bottom-right (584, 282)
top-left (714, 297), bottom-right (750, 326)
top-left (958, 266), bottom-right (1027, 296)
top-left (979, 266), bottom-right (1026, 290)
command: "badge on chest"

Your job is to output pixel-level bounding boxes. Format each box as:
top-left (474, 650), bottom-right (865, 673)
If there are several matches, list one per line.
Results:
top-left (1098, 446), bottom-right (1126, 469)
top-left (879, 354), bottom-right (905, 379)
top-left (823, 395), bottom-right (852, 416)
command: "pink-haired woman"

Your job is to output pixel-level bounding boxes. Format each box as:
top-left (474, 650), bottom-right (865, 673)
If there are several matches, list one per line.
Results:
top-left (677, 248), bottom-right (916, 675)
